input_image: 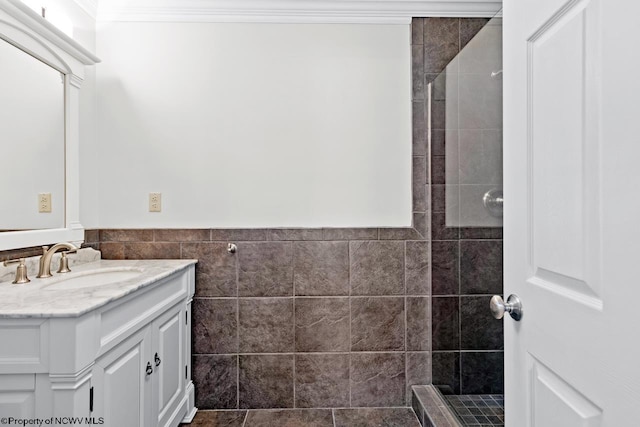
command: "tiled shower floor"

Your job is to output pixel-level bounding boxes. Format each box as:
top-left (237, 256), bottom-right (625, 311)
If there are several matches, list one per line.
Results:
top-left (183, 408), bottom-right (421, 427)
top-left (441, 395), bottom-right (504, 427)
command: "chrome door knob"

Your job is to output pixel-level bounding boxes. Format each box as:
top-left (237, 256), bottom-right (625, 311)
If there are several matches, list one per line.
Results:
top-left (490, 294), bottom-right (523, 321)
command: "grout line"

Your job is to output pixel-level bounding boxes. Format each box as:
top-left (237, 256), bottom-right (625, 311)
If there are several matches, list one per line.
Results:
top-left (190, 295), bottom-right (430, 306)
top-left (432, 349), bottom-right (503, 354)
top-left (332, 408), bottom-right (337, 427)
top-left (426, 80), bottom-right (434, 387)
top-left (236, 353), bottom-right (240, 410)
top-left (457, 226), bottom-right (462, 393)
top-left (292, 350), bottom-right (296, 408)
top-left (348, 240), bottom-right (352, 408)
top-left (236, 246), bottom-right (241, 409)
top-left (241, 409), bottom-right (249, 427)
top-left (291, 242), bottom-right (296, 408)
top-left (194, 351), bottom-right (425, 356)
top-left (188, 295), bottom-right (422, 300)
top-left (431, 294), bottom-right (499, 298)
top-left (404, 241), bottom-right (408, 405)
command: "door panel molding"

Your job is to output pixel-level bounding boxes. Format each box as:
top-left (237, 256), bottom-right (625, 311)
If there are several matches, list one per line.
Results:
top-left (530, 355), bottom-right (602, 426)
top-left (525, 0), bottom-right (603, 308)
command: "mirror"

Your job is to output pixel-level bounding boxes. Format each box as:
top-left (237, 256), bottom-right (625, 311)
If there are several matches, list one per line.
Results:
top-left (0, 0), bottom-right (99, 251)
top-left (0, 38), bottom-right (65, 231)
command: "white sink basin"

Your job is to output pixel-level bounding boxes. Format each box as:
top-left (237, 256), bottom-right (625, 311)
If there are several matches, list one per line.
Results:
top-left (44, 267), bottom-right (144, 290)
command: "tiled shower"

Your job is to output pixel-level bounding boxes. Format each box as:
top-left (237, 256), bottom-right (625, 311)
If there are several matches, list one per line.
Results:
top-left (0, 15), bottom-right (503, 424)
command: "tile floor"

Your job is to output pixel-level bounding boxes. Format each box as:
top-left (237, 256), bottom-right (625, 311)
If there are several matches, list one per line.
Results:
top-left (441, 395), bottom-right (504, 427)
top-left (182, 407), bottom-right (421, 427)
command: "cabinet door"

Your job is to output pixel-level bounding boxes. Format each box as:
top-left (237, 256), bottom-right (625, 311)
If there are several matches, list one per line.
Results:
top-left (0, 375), bottom-right (35, 419)
top-left (151, 303), bottom-right (184, 427)
top-left (93, 327), bottom-right (152, 427)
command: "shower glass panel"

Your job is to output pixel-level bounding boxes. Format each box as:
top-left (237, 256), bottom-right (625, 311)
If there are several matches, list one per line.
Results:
top-left (428, 10), bottom-right (504, 427)
top-left (433, 15), bottom-right (503, 228)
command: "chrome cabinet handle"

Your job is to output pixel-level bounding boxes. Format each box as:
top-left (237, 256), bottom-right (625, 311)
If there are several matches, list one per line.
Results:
top-left (154, 353), bottom-right (161, 367)
top-left (490, 294), bottom-right (523, 321)
top-left (146, 362), bottom-right (153, 376)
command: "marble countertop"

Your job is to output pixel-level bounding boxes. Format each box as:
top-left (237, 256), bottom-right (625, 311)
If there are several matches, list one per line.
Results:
top-left (0, 256), bottom-right (196, 319)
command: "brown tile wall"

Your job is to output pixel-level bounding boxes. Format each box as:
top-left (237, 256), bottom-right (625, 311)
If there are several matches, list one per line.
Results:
top-left (0, 17), bottom-right (498, 408)
top-left (87, 228), bottom-right (428, 409)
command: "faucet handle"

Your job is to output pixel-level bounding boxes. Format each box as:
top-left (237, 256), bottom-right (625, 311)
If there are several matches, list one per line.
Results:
top-left (57, 252), bottom-right (72, 274)
top-left (3, 258), bottom-right (30, 284)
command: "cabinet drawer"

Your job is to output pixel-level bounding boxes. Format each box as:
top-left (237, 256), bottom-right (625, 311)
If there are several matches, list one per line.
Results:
top-left (99, 272), bottom-right (188, 355)
top-left (0, 320), bottom-right (48, 373)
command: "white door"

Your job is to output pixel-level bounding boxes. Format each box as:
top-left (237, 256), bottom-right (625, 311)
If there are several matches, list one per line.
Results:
top-left (504, 0), bottom-right (640, 424)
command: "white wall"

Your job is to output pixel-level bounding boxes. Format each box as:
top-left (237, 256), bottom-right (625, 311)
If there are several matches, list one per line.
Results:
top-left (95, 22), bottom-right (412, 228)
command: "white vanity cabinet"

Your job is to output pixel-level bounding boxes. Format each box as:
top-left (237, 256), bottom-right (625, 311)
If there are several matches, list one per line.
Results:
top-left (92, 302), bottom-right (188, 427)
top-left (0, 262), bottom-right (196, 427)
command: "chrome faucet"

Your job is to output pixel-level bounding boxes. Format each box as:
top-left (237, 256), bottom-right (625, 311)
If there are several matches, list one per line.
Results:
top-left (37, 242), bottom-right (78, 278)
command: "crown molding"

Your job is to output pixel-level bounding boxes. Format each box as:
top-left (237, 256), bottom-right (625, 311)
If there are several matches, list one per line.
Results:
top-left (2, 0), bottom-right (100, 64)
top-left (72, 0), bottom-right (98, 19)
top-left (97, 0), bottom-right (502, 24)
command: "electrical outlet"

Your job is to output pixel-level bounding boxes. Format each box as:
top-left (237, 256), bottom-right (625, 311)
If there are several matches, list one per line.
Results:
top-left (38, 193), bottom-right (51, 213)
top-left (149, 193), bottom-right (161, 212)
